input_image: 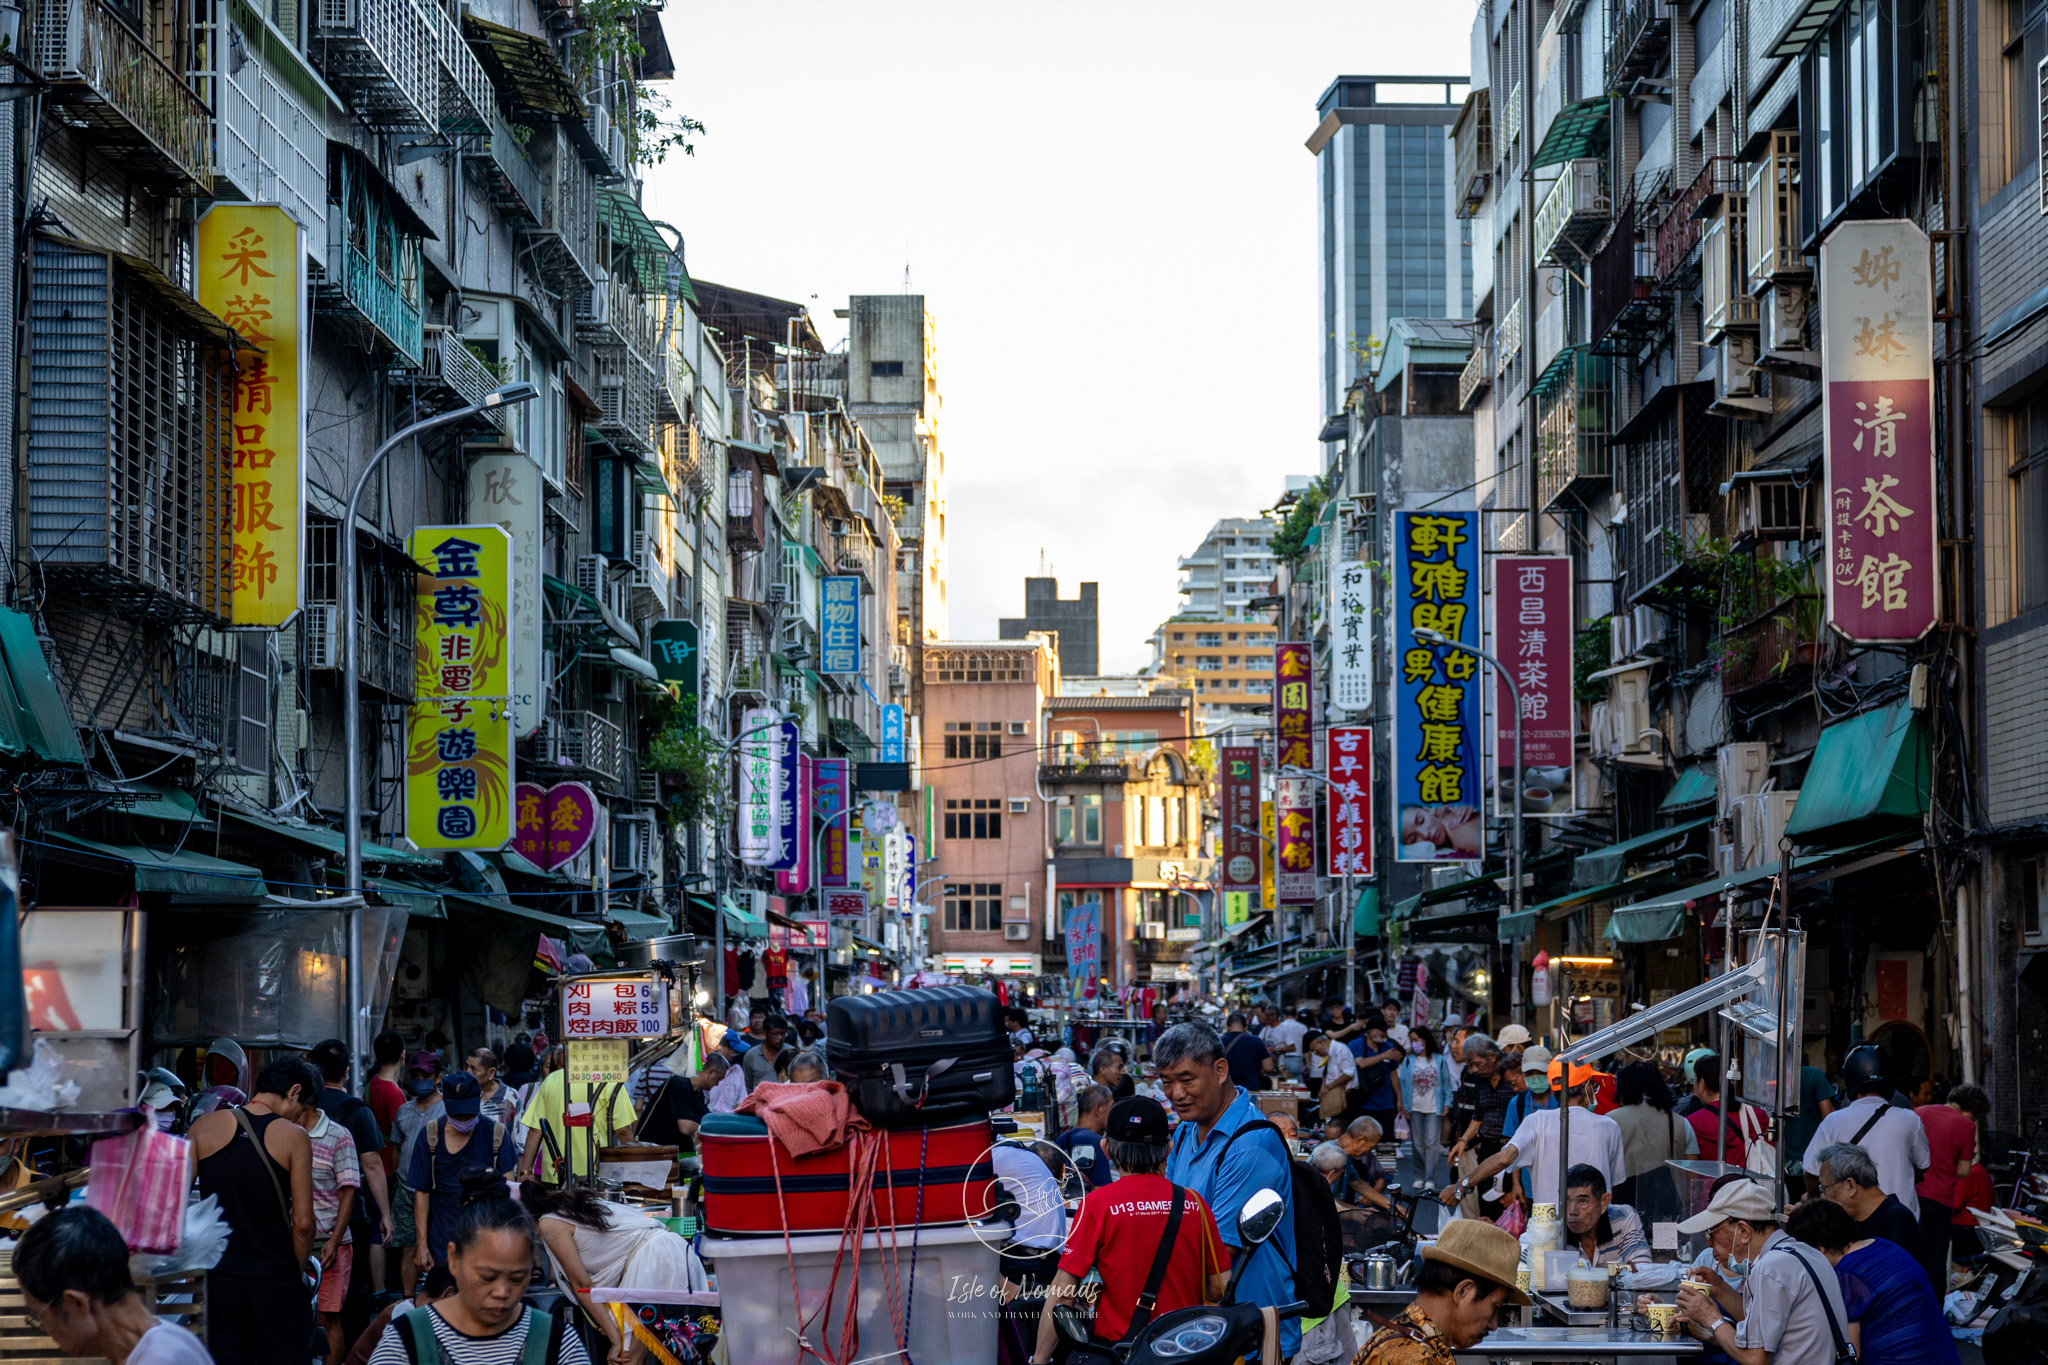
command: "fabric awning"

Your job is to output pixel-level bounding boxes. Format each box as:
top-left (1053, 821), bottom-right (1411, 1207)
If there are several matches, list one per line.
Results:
top-left (221, 807), bottom-right (441, 869)
top-left (1605, 899), bottom-right (1688, 943)
top-left (368, 877), bottom-right (446, 921)
top-left (723, 896), bottom-right (768, 941)
top-left (1497, 908), bottom-right (1538, 942)
top-left (1531, 96), bottom-right (1611, 168)
top-left (0, 608), bottom-right (83, 764)
top-left (121, 782), bottom-right (202, 824)
top-left (40, 832), bottom-right (266, 899)
top-left (1783, 701), bottom-right (1930, 843)
top-left (461, 15), bottom-right (585, 121)
top-left (1572, 817), bottom-right (1712, 888)
top-left (1660, 766), bottom-right (1718, 811)
top-left (1532, 871), bottom-right (1664, 919)
top-left (444, 891), bottom-right (608, 955)
top-left (492, 848), bottom-right (564, 882)
top-left (608, 909), bottom-right (672, 941)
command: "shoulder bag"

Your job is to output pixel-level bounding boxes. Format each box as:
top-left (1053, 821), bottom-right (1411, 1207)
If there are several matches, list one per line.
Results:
top-left (1771, 1244), bottom-right (1858, 1364)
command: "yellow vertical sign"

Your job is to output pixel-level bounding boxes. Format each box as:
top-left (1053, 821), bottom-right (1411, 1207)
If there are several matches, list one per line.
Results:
top-left (197, 205), bottom-right (301, 625)
top-left (1260, 799), bottom-right (1276, 911)
top-left (405, 525), bottom-right (515, 850)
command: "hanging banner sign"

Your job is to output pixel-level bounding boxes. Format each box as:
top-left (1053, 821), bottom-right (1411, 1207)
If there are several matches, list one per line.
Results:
top-left (768, 722), bottom-right (802, 873)
top-left (1274, 643), bottom-right (1314, 770)
top-left (513, 780), bottom-right (598, 871)
top-left (1331, 559), bottom-right (1373, 713)
top-left (561, 975), bottom-right (667, 1039)
top-left (824, 889), bottom-right (869, 920)
top-left (405, 525), bottom-right (514, 850)
top-left (777, 752), bottom-right (813, 895)
top-left (880, 704), bottom-right (905, 762)
top-left (1492, 556), bottom-right (1575, 818)
top-left (883, 826), bottom-right (907, 911)
top-left (1224, 891), bottom-right (1249, 926)
top-left (1820, 219), bottom-right (1939, 642)
top-left (647, 620), bottom-right (700, 699)
top-left (1326, 725), bottom-right (1374, 879)
top-left (1220, 746), bottom-right (1261, 895)
top-left (198, 204), bottom-right (303, 626)
top-left (737, 705), bottom-right (783, 865)
top-left (467, 453), bottom-right (545, 734)
top-left (1065, 898), bottom-right (1101, 999)
top-left (1275, 774), bottom-right (1317, 903)
top-left (1260, 799), bottom-right (1277, 909)
top-left (815, 759), bottom-right (849, 887)
top-left (1394, 510), bottom-right (1482, 864)
top-left (821, 575), bottom-right (862, 673)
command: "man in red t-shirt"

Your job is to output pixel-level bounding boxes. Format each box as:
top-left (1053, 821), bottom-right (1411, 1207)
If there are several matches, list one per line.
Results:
top-left (1683, 1055), bottom-right (1766, 1168)
top-left (1031, 1098), bottom-right (1228, 1364)
top-left (1915, 1082), bottom-right (1989, 1287)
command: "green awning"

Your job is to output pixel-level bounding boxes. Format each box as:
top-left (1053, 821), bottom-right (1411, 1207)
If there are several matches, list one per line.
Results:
top-left (1354, 886), bottom-right (1380, 938)
top-left (0, 607), bottom-right (83, 765)
top-left (41, 831), bottom-right (266, 899)
top-left (492, 848), bottom-right (565, 882)
top-left (608, 909), bottom-right (673, 941)
top-left (122, 782), bottom-right (202, 824)
top-left (1392, 869), bottom-right (1502, 921)
top-left (444, 891), bottom-right (608, 956)
top-left (723, 896), bottom-right (767, 941)
top-left (597, 189), bottom-right (690, 303)
top-left (1497, 908), bottom-right (1538, 942)
top-left (1783, 701), bottom-right (1931, 842)
top-left (1605, 899), bottom-right (1689, 943)
top-left (1660, 766), bottom-right (1718, 811)
top-left (1573, 817), bottom-right (1712, 888)
top-left (221, 807), bottom-right (441, 869)
top-left (1530, 96), bottom-right (1611, 169)
top-left (1530, 344), bottom-right (1585, 398)
top-left (368, 878), bottom-right (447, 921)
top-left (1616, 838), bottom-right (1897, 920)
top-left (1530, 872), bottom-right (1662, 918)
top-left (462, 15), bottom-right (585, 120)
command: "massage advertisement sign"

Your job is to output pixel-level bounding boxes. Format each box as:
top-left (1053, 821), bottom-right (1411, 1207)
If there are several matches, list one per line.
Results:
top-left (1393, 510), bottom-right (1481, 864)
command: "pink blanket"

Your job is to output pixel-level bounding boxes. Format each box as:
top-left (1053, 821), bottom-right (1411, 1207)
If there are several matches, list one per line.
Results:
top-left (735, 1080), bottom-right (861, 1157)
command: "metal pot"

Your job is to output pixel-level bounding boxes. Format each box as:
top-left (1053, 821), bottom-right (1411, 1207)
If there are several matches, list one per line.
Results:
top-left (1362, 1252), bottom-right (1397, 1290)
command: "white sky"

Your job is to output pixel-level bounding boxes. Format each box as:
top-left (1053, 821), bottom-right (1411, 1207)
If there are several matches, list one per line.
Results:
top-left (641, 2), bottom-right (1470, 672)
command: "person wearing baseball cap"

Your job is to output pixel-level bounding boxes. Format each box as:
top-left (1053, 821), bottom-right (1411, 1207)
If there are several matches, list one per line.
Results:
top-left (1357, 1220), bottom-right (1526, 1363)
top-left (1441, 1054), bottom-right (1625, 1211)
top-left (1502, 1045), bottom-right (1558, 1141)
top-left (1030, 1097), bottom-right (1228, 1365)
top-left (407, 1073), bottom-right (519, 1278)
top-left (1673, 1178), bottom-right (1852, 1365)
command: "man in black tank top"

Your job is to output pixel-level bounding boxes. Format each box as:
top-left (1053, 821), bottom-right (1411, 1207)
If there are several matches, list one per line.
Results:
top-left (189, 1055), bottom-right (321, 1365)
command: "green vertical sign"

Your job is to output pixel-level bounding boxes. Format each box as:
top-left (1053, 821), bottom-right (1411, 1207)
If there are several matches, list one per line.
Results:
top-left (648, 620), bottom-right (699, 699)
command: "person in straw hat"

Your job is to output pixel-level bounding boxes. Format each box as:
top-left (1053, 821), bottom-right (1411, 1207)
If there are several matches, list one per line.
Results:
top-left (1355, 1220), bottom-right (1528, 1364)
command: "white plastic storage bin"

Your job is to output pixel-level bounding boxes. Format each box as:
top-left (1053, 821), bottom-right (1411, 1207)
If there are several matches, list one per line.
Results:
top-left (705, 1223), bottom-right (1007, 1365)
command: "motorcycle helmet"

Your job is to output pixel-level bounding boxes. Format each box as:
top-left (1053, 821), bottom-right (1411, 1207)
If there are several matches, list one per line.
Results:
top-left (190, 1085), bottom-right (246, 1118)
top-left (202, 1038), bottom-right (251, 1093)
top-left (138, 1067), bottom-right (187, 1111)
top-left (1840, 1043), bottom-right (1889, 1098)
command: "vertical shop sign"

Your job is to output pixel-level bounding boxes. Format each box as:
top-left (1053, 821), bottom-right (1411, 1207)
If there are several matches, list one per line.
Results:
top-left (821, 575), bottom-right (862, 673)
top-left (1275, 773), bottom-right (1317, 904)
top-left (1821, 220), bottom-right (1938, 642)
top-left (467, 453), bottom-right (545, 734)
top-left (1220, 746), bottom-right (1261, 894)
top-left (1393, 510), bottom-right (1482, 864)
top-left (647, 620), bottom-right (699, 700)
top-left (1065, 899), bottom-right (1101, 999)
top-left (777, 752), bottom-right (813, 895)
top-left (736, 705), bottom-right (783, 865)
top-left (1224, 892), bottom-right (1249, 926)
top-left (815, 759), bottom-right (849, 887)
top-left (1331, 560), bottom-right (1373, 712)
top-left (1274, 643), bottom-right (1314, 770)
top-left (1260, 799), bottom-right (1277, 910)
top-left (768, 722), bottom-right (802, 873)
top-left (198, 205), bottom-right (303, 626)
top-left (1492, 557), bottom-right (1575, 817)
top-left (405, 526), bottom-right (514, 850)
top-left (881, 704), bottom-right (905, 762)
top-left (1326, 725), bottom-right (1374, 879)
top-left (883, 826), bottom-right (907, 911)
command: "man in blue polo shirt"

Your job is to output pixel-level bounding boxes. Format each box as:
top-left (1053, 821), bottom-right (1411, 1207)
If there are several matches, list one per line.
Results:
top-left (1158, 1022), bottom-right (1301, 1360)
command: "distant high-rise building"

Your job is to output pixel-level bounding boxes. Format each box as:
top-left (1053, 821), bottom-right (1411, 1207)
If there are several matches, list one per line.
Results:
top-left (1172, 515), bottom-right (1279, 623)
top-left (999, 578), bottom-right (1099, 677)
top-left (1309, 75), bottom-right (1471, 450)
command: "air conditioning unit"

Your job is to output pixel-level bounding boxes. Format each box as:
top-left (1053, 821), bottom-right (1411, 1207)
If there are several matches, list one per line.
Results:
top-left (629, 531), bottom-right (665, 593)
top-left (1003, 923), bottom-right (1031, 942)
top-left (608, 126), bottom-right (629, 176)
top-left (889, 665), bottom-right (907, 689)
top-left (305, 604), bottom-right (339, 669)
top-left (1757, 285), bottom-right (1819, 373)
top-left (576, 268), bottom-right (612, 331)
top-left (1007, 798), bottom-right (1029, 814)
top-left (1634, 605), bottom-right (1667, 649)
top-left (1610, 613), bottom-right (1636, 661)
top-left (1008, 722), bottom-right (1028, 736)
top-left (1733, 476), bottom-right (1813, 542)
top-left (1141, 921), bottom-right (1166, 940)
top-left (576, 554), bottom-right (611, 598)
top-left (1717, 743), bottom-right (1772, 819)
top-left (1737, 788), bottom-right (1801, 868)
top-left (1712, 336), bottom-right (1772, 418)
top-left (767, 583), bottom-right (789, 605)
top-left (741, 889), bottom-right (769, 919)
top-left (613, 813), bottom-right (654, 873)
top-left (1605, 666), bottom-right (1659, 765)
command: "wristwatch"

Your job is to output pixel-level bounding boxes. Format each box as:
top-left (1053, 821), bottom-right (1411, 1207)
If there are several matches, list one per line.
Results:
top-left (1705, 1318), bottom-right (1730, 1338)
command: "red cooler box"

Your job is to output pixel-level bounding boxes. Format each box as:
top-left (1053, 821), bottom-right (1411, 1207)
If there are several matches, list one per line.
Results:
top-left (698, 1113), bottom-right (998, 1235)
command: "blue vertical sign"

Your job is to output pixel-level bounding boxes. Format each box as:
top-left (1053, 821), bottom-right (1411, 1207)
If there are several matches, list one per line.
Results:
top-left (820, 575), bottom-right (862, 674)
top-left (1065, 899), bottom-right (1102, 1000)
top-left (903, 834), bottom-right (915, 914)
top-left (1393, 509), bottom-right (1483, 865)
top-left (881, 704), bottom-right (904, 762)
top-left (769, 721), bottom-right (801, 871)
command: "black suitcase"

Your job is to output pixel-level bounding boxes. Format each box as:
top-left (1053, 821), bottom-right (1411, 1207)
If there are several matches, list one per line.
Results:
top-left (825, 985), bottom-right (1016, 1128)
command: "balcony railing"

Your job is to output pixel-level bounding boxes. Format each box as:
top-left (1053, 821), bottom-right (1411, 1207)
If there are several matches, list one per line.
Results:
top-left (1534, 351), bottom-right (1614, 511)
top-left (312, 0), bottom-right (436, 132)
top-left (551, 709), bottom-right (628, 787)
top-left (1652, 157), bottom-right (1739, 283)
top-left (1718, 599), bottom-right (1824, 695)
top-left (526, 125), bottom-right (597, 292)
top-left (575, 272), bottom-right (660, 366)
top-left (470, 113), bottom-right (542, 226)
top-left (593, 346), bottom-right (656, 456)
top-left (434, 5), bottom-right (491, 136)
top-left (1605, 0), bottom-right (1672, 95)
top-left (1590, 194), bottom-right (1668, 353)
top-left (1535, 158), bottom-right (1611, 265)
top-left (1496, 297), bottom-right (1524, 377)
top-left (1458, 335), bottom-right (1492, 409)
top-left (1454, 88), bottom-right (1491, 219)
top-left (33, 0), bottom-right (212, 192)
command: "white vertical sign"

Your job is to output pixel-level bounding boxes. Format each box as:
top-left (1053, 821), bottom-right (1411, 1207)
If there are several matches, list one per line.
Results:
top-left (1331, 558), bottom-right (1372, 712)
top-left (736, 705), bottom-right (784, 865)
top-left (468, 453), bottom-right (546, 735)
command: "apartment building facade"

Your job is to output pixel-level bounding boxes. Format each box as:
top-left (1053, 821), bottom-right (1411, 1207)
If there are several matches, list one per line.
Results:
top-left (999, 577), bottom-right (1100, 677)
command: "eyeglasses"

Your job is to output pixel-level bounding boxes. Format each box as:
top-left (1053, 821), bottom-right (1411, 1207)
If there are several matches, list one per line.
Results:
top-left (23, 1303), bottom-right (47, 1333)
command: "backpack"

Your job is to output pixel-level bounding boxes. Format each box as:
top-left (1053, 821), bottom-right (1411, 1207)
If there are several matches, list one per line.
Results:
top-left (396, 1306), bottom-right (564, 1365)
top-left (1213, 1118), bottom-right (1344, 1318)
top-left (423, 1118), bottom-right (508, 1186)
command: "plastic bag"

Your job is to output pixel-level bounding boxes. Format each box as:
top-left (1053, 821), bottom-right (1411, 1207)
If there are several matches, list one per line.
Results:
top-left (0, 1039), bottom-right (80, 1112)
top-left (130, 1195), bottom-right (228, 1280)
top-left (85, 1107), bottom-right (188, 1254)
top-left (1494, 1201), bottom-right (1527, 1237)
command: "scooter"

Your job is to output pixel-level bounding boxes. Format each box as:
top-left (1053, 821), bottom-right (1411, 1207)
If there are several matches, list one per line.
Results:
top-left (1120, 1187), bottom-right (1306, 1365)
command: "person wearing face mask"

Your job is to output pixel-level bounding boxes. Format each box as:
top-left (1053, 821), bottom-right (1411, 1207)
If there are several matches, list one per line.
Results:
top-left (407, 1074), bottom-right (520, 1289)
top-left (1398, 1026), bottom-right (1456, 1183)
top-left (1674, 1178), bottom-right (1850, 1365)
top-left (389, 1054), bottom-right (445, 1299)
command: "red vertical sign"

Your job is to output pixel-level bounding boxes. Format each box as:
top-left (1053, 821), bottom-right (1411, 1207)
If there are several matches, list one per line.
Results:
top-left (1220, 746), bottom-right (1261, 894)
top-left (1274, 643), bottom-right (1313, 770)
top-left (1326, 725), bottom-right (1373, 879)
top-left (1493, 557), bottom-right (1575, 817)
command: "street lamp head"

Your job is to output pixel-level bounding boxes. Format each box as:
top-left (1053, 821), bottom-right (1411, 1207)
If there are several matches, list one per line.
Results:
top-left (483, 381), bottom-right (540, 408)
top-left (1413, 626), bottom-right (1450, 646)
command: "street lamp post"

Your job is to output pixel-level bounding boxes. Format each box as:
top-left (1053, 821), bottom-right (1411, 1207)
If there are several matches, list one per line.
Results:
top-left (1280, 764), bottom-right (1358, 1021)
top-left (342, 382), bottom-right (537, 1078)
top-left (706, 709), bottom-right (796, 1019)
top-left (1230, 822), bottom-right (1282, 991)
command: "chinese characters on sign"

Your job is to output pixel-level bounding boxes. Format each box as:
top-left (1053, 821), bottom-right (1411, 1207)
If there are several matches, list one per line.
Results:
top-left (1219, 746), bottom-right (1261, 896)
top-left (1331, 561), bottom-right (1373, 712)
top-left (1260, 798), bottom-right (1277, 909)
top-left (769, 722), bottom-right (802, 873)
top-left (647, 620), bottom-right (700, 700)
top-left (1275, 774), bottom-right (1317, 904)
top-left (1325, 725), bottom-right (1374, 879)
top-left (1821, 220), bottom-right (1938, 642)
top-left (513, 780), bottom-right (598, 871)
top-left (560, 975), bottom-right (667, 1039)
top-left (1274, 641), bottom-right (1313, 768)
top-left (405, 525), bottom-right (514, 850)
top-left (880, 704), bottom-right (905, 762)
top-left (197, 205), bottom-right (302, 626)
top-left (1491, 557), bottom-right (1575, 817)
top-left (737, 705), bottom-right (783, 866)
top-left (815, 760), bottom-right (849, 887)
top-left (820, 575), bottom-right (862, 674)
top-left (1394, 510), bottom-right (1482, 864)
top-left (776, 752), bottom-right (813, 896)
top-left (1065, 899), bottom-right (1101, 1000)
top-left (467, 454), bottom-right (544, 734)
top-left (824, 889), bottom-right (869, 920)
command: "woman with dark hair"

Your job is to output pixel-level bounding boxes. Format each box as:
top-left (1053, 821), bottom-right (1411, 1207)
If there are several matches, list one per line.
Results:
top-left (1787, 1196), bottom-right (1959, 1365)
top-left (367, 1172), bottom-right (593, 1365)
top-left (523, 1180), bottom-right (703, 1364)
top-left (1609, 1059), bottom-right (1695, 1225)
top-left (1398, 1026), bottom-right (1456, 1184)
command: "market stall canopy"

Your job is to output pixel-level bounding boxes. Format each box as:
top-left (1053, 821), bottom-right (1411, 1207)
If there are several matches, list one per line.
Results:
top-left (1783, 700), bottom-right (1930, 844)
top-left (1572, 817), bottom-right (1711, 888)
top-left (0, 607), bottom-right (83, 765)
top-left (41, 832), bottom-right (265, 900)
top-left (1558, 952), bottom-right (1770, 1068)
top-left (220, 806), bottom-right (441, 870)
top-left (723, 895), bottom-right (768, 941)
top-left (367, 877), bottom-right (446, 921)
top-left (120, 783), bottom-right (201, 824)
top-left (608, 909), bottom-right (672, 941)
top-left (1603, 837), bottom-right (1919, 942)
top-left (444, 891), bottom-right (608, 957)
top-left (1660, 766), bottom-right (1717, 812)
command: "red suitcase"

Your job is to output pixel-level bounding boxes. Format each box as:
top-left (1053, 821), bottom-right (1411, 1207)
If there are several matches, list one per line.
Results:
top-left (698, 1114), bottom-right (997, 1235)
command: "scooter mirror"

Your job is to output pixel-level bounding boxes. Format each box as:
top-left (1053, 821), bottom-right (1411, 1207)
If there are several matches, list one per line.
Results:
top-left (1237, 1187), bottom-right (1285, 1245)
